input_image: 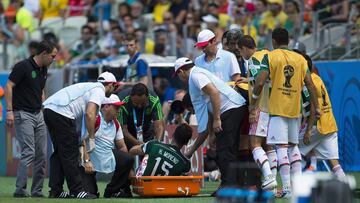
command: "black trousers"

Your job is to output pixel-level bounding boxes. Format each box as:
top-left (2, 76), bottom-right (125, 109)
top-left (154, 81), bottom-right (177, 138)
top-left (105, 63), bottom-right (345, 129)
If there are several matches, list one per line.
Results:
top-left (215, 106), bottom-right (247, 186)
top-left (43, 108), bottom-right (83, 195)
top-left (81, 150), bottom-right (133, 196)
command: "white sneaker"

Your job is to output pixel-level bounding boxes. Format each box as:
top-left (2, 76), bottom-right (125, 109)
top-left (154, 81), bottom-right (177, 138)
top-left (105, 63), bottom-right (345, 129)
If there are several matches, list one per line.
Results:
top-left (261, 174), bottom-right (277, 190)
top-left (280, 186), bottom-right (291, 198)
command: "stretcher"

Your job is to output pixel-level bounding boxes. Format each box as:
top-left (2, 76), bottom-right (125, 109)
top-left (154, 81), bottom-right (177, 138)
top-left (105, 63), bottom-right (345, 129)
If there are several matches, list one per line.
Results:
top-left (131, 176), bottom-right (203, 197)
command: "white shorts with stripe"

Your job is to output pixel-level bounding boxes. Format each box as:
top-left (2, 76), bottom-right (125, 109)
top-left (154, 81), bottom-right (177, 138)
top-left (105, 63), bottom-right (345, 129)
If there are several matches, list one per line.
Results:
top-left (267, 116), bottom-right (301, 145)
top-left (298, 125), bottom-right (339, 160)
top-left (249, 110), bottom-right (269, 137)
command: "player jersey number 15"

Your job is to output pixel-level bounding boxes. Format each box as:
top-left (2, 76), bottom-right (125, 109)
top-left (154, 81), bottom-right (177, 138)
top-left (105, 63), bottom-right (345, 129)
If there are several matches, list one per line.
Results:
top-left (151, 157), bottom-right (174, 176)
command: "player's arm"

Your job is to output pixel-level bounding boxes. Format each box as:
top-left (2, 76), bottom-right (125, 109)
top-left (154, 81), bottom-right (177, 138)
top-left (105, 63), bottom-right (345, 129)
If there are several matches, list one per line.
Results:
top-left (115, 139), bottom-right (128, 153)
top-left (5, 80), bottom-right (15, 128)
top-left (129, 144), bottom-right (145, 156)
top-left (202, 83), bottom-right (222, 133)
top-left (304, 72), bottom-right (321, 119)
top-left (152, 97), bottom-right (165, 141)
top-left (85, 102), bottom-right (99, 140)
top-left (250, 54), bottom-right (269, 109)
top-left (303, 103), bottom-right (315, 145)
top-left (123, 124), bottom-right (142, 145)
top-left (82, 140), bottom-right (95, 174)
top-left (185, 129), bottom-right (209, 158)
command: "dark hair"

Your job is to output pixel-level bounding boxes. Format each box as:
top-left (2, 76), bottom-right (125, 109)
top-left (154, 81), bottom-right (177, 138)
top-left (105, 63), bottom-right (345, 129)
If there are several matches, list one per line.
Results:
top-left (124, 33), bottom-right (137, 43)
top-left (173, 123), bottom-right (193, 146)
top-left (238, 35), bottom-right (256, 49)
top-left (43, 32), bottom-right (58, 44)
top-left (130, 83), bottom-right (149, 96)
top-left (28, 41), bottom-right (40, 50)
top-left (222, 30), bottom-right (229, 43)
top-left (170, 100), bottom-right (185, 114)
top-left (182, 93), bottom-right (193, 109)
top-left (119, 2), bottom-right (131, 11)
top-left (111, 25), bottom-right (122, 32)
top-left (81, 25), bottom-right (93, 33)
top-left (36, 40), bottom-right (57, 55)
top-left (208, 3), bottom-right (219, 8)
top-left (272, 28), bottom-right (289, 46)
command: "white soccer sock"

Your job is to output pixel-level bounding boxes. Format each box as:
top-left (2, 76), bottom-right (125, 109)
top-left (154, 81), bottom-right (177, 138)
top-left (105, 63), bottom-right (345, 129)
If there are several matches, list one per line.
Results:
top-left (310, 155), bottom-right (317, 170)
top-left (289, 145), bottom-right (302, 176)
top-left (277, 147), bottom-right (291, 188)
top-left (332, 164), bottom-right (345, 177)
top-left (267, 150), bottom-right (278, 176)
top-left (252, 147), bottom-right (272, 177)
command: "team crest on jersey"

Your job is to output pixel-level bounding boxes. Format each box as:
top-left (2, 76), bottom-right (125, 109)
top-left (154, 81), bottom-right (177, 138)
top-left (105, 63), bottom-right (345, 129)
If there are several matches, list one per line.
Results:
top-left (321, 86), bottom-right (328, 106)
top-left (283, 65), bottom-right (294, 88)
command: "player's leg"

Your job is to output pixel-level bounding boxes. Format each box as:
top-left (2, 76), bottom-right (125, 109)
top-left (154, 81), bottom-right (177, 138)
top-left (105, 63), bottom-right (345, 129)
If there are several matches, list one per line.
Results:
top-left (249, 110), bottom-right (275, 190)
top-left (288, 117), bottom-right (302, 176)
top-left (267, 116), bottom-right (291, 197)
top-left (314, 131), bottom-right (345, 177)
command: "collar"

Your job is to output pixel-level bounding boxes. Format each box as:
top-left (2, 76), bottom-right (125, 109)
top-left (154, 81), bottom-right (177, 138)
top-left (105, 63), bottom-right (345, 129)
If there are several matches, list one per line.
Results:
top-left (128, 52), bottom-right (141, 65)
top-left (278, 47), bottom-right (290, 51)
top-left (29, 56), bottom-right (42, 70)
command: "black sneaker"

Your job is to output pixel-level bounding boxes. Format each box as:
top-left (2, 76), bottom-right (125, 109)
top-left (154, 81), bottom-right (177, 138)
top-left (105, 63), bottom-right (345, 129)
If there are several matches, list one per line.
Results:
top-left (13, 193), bottom-right (30, 198)
top-left (104, 189), bottom-right (133, 198)
top-left (73, 191), bottom-right (97, 199)
top-left (49, 191), bottom-right (70, 198)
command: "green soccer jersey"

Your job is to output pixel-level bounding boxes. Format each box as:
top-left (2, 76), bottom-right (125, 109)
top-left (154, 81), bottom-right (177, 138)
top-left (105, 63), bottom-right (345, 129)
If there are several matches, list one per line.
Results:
top-left (140, 140), bottom-right (191, 176)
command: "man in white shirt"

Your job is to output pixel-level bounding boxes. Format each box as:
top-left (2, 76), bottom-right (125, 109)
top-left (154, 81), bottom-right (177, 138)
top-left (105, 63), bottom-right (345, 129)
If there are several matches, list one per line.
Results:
top-left (43, 71), bottom-right (118, 199)
top-left (173, 57), bottom-right (247, 193)
top-left (194, 29), bottom-right (243, 83)
top-left (80, 94), bottom-right (133, 198)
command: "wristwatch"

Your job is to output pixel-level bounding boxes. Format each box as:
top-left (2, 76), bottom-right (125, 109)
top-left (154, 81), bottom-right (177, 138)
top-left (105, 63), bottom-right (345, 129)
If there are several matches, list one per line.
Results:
top-left (84, 159), bottom-right (90, 163)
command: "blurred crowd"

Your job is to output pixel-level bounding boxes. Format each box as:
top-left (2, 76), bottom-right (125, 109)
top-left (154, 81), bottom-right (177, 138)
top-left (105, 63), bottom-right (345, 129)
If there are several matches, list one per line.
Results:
top-left (0, 0), bottom-right (358, 68)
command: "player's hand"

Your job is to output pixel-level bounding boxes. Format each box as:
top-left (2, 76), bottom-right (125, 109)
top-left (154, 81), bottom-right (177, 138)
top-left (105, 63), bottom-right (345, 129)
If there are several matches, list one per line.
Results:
top-left (213, 118), bottom-right (222, 133)
top-left (235, 77), bottom-right (248, 84)
top-left (87, 138), bottom-right (96, 152)
top-left (6, 111), bottom-right (14, 128)
top-left (184, 150), bottom-right (193, 159)
top-left (249, 109), bottom-right (257, 124)
top-left (84, 161), bottom-right (94, 174)
top-left (137, 140), bottom-right (144, 145)
top-left (303, 130), bottom-right (312, 145)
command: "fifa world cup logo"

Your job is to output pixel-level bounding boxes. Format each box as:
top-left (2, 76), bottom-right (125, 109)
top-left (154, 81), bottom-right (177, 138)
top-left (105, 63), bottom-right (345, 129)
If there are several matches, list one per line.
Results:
top-left (321, 86), bottom-right (328, 106)
top-left (283, 65), bottom-right (294, 88)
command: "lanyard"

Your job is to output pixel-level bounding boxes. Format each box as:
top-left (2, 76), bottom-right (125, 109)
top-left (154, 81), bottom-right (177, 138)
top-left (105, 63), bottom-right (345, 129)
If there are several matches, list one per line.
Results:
top-left (133, 108), bottom-right (145, 128)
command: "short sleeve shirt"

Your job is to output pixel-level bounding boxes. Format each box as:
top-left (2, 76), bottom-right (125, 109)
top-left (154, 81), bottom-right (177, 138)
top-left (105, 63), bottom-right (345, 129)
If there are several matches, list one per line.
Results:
top-left (9, 57), bottom-right (47, 112)
top-left (118, 90), bottom-right (163, 140)
top-left (195, 49), bottom-right (240, 82)
top-left (139, 140), bottom-right (190, 176)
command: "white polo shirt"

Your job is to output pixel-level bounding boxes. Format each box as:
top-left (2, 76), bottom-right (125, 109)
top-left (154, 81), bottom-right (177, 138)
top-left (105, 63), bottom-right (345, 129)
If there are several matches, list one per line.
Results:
top-left (188, 67), bottom-right (246, 133)
top-left (194, 49), bottom-right (240, 82)
top-left (87, 112), bottom-right (124, 173)
top-left (43, 82), bottom-right (106, 120)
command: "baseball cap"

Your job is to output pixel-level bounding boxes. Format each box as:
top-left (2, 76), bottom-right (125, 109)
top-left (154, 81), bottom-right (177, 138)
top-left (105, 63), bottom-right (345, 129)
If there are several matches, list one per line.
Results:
top-left (173, 57), bottom-right (194, 77)
top-left (293, 41), bottom-right (306, 55)
top-left (102, 94), bottom-right (125, 106)
top-left (97, 71), bottom-right (117, 83)
top-left (194, 29), bottom-right (216, 47)
top-left (202, 14), bottom-right (219, 24)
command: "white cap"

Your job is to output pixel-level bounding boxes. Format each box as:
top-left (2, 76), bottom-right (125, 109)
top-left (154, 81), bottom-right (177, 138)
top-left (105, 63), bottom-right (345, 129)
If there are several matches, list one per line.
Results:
top-left (173, 57), bottom-right (194, 76)
top-left (194, 29), bottom-right (216, 47)
top-left (102, 94), bottom-right (125, 106)
top-left (202, 14), bottom-right (219, 24)
top-left (97, 71), bottom-right (117, 83)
